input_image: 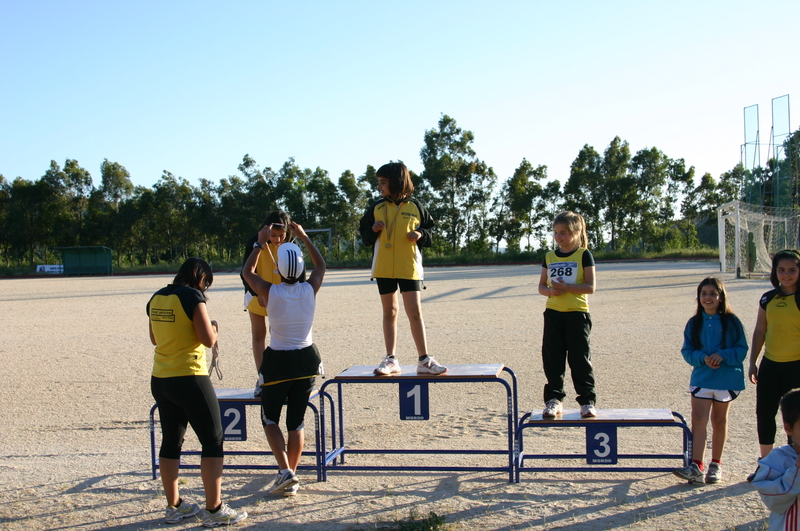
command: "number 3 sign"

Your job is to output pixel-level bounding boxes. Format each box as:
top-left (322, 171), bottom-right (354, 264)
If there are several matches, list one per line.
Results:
top-left (586, 425), bottom-right (617, 464)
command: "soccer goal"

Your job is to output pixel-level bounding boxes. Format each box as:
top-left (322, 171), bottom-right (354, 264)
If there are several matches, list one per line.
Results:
top-left (718, 200), bottom-right (800, 278)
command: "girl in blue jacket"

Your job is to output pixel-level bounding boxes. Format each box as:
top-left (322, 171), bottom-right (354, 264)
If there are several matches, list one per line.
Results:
top-left (673, 277), bottom-right (748, 484)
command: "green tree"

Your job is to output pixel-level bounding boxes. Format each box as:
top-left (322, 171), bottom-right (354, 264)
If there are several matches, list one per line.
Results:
top-left (601, 137), bottom-right (634, 251)
top-left (564, 145), bottom-right (604, 248)
top-left (62, 159), bottom-right (93, 245)
top-left (100, 159), bottom-right (133, 212)
top-left (420, 115), bottom-right (495, 253)
top-left (0, 175), bottom-right (8, 265)
top-left (501, 159), bottom-right (547, 251)
top-left (338, 169), bottom-right (371, 258)
top-left (625, 147), bottom-right (668, 251)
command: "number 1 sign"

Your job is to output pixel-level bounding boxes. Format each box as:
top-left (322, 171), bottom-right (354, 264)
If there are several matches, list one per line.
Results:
top-left (399, 382), bottom-right (429, 420)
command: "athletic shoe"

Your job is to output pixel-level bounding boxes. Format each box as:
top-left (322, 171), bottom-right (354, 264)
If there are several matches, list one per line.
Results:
top-left (542, 399), bottom-right (563, 418)
top-left (374, 356), bottom-right (401, 375)
top-left (199, 503), bottom-right (247, 527)
top-left (673, 462), bottom-right (704, 483)
top-left (705, 462), bottom-right (722, 484)
top-left (580, 404), bottom-right (597, 418)
top-left (417, 356), bottom-right (447, 375)
top-left (165, 499), bottom-right (200, 524)
top-left (269, 470), bottom-right (299, 494)
top-left (283, 483), bottom-right (299, 497)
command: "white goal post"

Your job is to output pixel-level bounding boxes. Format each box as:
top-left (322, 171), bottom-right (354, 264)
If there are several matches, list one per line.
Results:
top-left (718, 200), bottom-right (800, 278)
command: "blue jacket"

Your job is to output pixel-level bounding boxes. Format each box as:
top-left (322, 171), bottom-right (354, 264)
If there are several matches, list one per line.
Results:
top-left (753, 444), bottom-right (800, 530)
top-left (680, 313), bottom-right (748, 391)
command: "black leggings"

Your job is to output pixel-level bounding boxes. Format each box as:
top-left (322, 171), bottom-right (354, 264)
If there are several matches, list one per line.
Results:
top-left (756, 358), bottom-right (800, 445)
top-left (151, 375), bottom-right (224, 459)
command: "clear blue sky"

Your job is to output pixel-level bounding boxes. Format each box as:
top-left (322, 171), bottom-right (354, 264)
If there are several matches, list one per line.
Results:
top-left (1, 1), bottom-right (798, 190)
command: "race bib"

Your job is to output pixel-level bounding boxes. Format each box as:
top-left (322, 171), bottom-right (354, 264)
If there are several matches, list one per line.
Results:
top-left (548, 261), bottom-right (579, 285)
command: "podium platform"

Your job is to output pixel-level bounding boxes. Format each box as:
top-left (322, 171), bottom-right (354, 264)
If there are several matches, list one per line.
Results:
top-left (149, 387), bottom-right (334, 481)
top-left (320, 364), bottom-right (519, 482)
top-left (515, 408), bottom-right (691, 481)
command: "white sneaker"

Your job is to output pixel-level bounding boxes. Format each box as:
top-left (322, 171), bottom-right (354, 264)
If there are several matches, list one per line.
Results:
top-left (542, 399), bottom-right (563, 418)
top-left (417, 356), bottom-right (447, 375)
top-left (580, 404), bottom-right (597, 418)
top-left (199, 503), bottom-right (247, 527)
top-left (374, 356), bottom-right (401, 375)
top-left (269, 470), bottom-right (298, 494)
top-left (673, 462), bottom-right (704, 483)
top-left (164, 499), bottom-right (200, 523)
top-left (283, 483), bottom-right (299, 497)
top-left (706, 462), bottom-right (722, 484)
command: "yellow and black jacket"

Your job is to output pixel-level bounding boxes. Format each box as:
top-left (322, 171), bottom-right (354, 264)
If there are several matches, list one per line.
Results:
top-left (359, 196), bottom-right (434, 280)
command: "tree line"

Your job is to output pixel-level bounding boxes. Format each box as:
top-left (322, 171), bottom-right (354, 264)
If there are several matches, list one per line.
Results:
top-left (1, 114), bottom-right (797, 270)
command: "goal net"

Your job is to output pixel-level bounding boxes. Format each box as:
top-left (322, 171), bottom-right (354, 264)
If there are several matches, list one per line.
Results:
top-left (718, 200), bottom-right (800, 277)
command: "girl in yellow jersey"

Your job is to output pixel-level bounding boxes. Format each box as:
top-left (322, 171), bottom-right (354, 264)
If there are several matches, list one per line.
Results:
top-left (359, 162), bottom-right (445, 376)
top-left (537, 211), bottom-right (597, 419)
top-left (241, 211), bottom-right (292, 396)
top-left (749, 250), bottom-right (800, 462)
top-left (148, 258), bottom-right (247, 526)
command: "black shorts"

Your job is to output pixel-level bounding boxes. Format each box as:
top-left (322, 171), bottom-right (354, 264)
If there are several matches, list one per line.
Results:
top-left (376, 278), bottom-right (421, 295)
top-left (260, 377), bottom-right (315, 432)
top-left (259, 344), bottom-right (321, 431)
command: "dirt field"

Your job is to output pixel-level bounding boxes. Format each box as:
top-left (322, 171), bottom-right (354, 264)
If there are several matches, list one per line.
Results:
top-left (0, 261), bottom-right (774, 530)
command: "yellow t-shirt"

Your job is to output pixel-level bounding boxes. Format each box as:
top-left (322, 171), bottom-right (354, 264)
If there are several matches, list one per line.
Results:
top-left (763, 291), bottom-right (800, 363)
top-left (246, 242), bottom-right (283, 316)
top-left (148, 285), bottom-right (207, 377)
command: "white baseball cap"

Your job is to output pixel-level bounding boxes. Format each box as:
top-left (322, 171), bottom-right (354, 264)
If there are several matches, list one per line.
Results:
top-left (277, 242), bottom-right (304, 280)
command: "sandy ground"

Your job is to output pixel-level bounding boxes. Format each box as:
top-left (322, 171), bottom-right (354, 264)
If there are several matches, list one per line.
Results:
top-left (0, 261), bottom-right (775, 530)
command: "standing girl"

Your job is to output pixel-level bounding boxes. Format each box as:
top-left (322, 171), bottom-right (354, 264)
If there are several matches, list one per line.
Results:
top-left (538, 211), bottom-right (597, 418)
top-left (672, 277), bottom-right (748, 484)
top-left (148, 258), bottom-right (247, 526)
top-left (359, 162), bottom-right (446, 375)
top-left (241, 211), bottom-right (292, 396)
top-left (242, 222), bottom-right (325, 496)
top-left (749, 250), bottom-right (800, 463)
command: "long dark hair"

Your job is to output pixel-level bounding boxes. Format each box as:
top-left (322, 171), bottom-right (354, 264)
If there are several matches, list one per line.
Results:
top-left (781, 389), bottom-right (800, 434)
top-left (173, 257), bottom-right (213, 295)
top-left (771, 249), bottom-right (800, 295)
top-left (689, 277), bottom-right (738, 349)
top-left (259, 211), bottom-right (293, 242)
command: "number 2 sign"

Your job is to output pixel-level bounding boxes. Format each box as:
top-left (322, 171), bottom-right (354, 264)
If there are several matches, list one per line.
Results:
top-left (220, 404), bottom-right (247, 441)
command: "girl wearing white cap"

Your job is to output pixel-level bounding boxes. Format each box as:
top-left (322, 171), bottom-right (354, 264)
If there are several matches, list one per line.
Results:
top-left (242, 222), bottom-right (325, 496)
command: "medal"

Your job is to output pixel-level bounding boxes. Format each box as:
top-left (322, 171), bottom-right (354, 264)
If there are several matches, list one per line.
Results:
top-left (382, 202), bottom-right (402, 250)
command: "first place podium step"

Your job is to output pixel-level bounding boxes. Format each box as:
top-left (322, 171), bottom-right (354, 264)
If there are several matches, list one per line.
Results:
top-left (319, 363), bottom-right (519, 482)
